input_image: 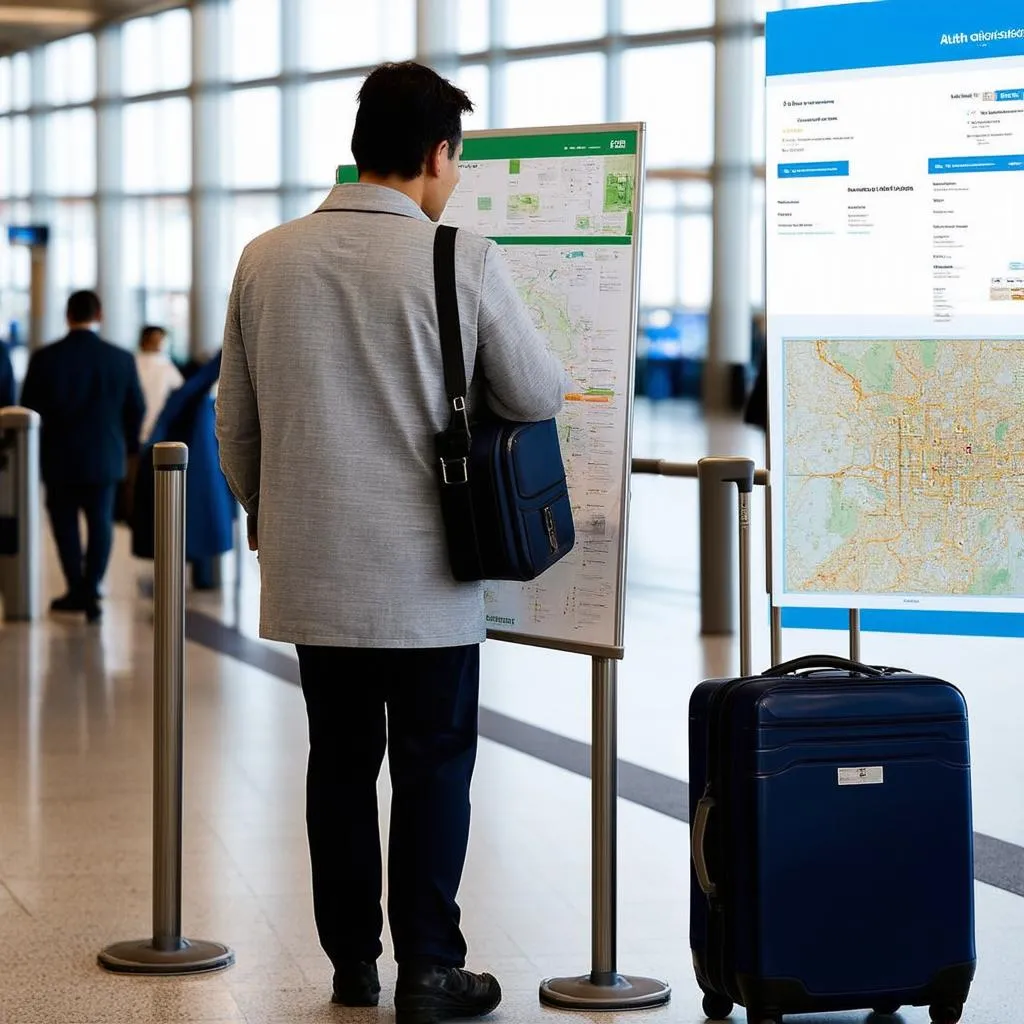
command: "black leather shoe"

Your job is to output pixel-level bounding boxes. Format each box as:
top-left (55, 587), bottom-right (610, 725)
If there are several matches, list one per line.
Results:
top-left (331, 961), bottom-right (380, 1006)
top-left (395, 966), bottom-right (501, 1024)
top-left (84, 599), bottom-right (102, 624)
top-left (51, 593), bottom-right (86, 613)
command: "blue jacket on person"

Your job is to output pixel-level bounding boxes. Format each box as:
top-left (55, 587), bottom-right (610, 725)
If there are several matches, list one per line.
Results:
top-left (0, 340), bottom-right (14, 408)
top-left (131, 351), bottom-right (237, 561)
top-left (19, 329), bottom-right (145, 486)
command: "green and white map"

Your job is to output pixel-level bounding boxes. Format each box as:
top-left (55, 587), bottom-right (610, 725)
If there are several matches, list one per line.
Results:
top-left (783, 338), bottom-right (1024, 603)
top-left (443, 129), bottom-right (642, 651)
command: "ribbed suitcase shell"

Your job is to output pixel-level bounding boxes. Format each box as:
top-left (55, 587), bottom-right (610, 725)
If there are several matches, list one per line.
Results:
top-left (689, 667), bottom-right (975, 1019)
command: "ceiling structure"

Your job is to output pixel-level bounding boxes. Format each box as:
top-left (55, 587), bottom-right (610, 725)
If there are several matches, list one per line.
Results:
top-left (0, 0), bottom-right (183, 56)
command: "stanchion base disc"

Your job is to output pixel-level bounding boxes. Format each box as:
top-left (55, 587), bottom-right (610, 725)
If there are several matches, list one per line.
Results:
top-left (540, 973), bottom-right (671, 1010)
top-left (98, 938), bottom-right (235, 976)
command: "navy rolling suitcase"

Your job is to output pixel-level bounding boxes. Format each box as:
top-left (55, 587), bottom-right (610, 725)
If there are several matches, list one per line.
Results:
top-left (689, 656), bottom-right (976, 1024)
top-left (688, 459), bottom-right (975, 1024)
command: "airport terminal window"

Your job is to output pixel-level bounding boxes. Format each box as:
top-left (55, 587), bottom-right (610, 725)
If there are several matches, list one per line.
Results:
top-left (10, 116), bottom-right (30, 198)
top-left (0, 198), bottom-right (30, 341)
top-left (750, 180), bottom-right (765, 309)
top-left (301, 0), bottom-right (415, 72)
top-left (123, 99), bottom-right (192, 193)
top-left (230, 0), bottom-right (281, 82)
top-left (228, 88), bottom-right (282, 189)
top-left (123, 197), bottom-right (192, 354)
top-left (122, 7), bottom-right (191, 97)
top-left (504, 0), bottom-right (605, 48)
top-left (504, 54), bottom-right (606, 130)
top-left (224, 195), bottom-right (282, 292)
top-left (299, 78), bottom-right (360, 188)
top-left (46, 109), bottom-right (96, 197)
top-left (127, 200), bottom-right (191, 293)
top-left (622, 43), bottom-right (715, 169)
top-left (679, 213), bottom-right (713, 310)
top-left (45, 34), bottom-right (96, 106)
top-left (752, 36), bottom-right (766, 166)
top-left (51, 202), bottom-right (97, 299)
top-left (10, 53), bottom-right (30, 111)
top-left (457, 0), bottom-right (489, 54)
top-left (0, 0), bottom-right (774, 358)
top-left (0, 120), bottom-right (10, 196)
top-left (622, 0), bottom-right (715, 34)
top-left (640, 211), bottom-right (677, 307)
top-left (0, 59), bottom-right (10, 113)
top-left (454, 65), bottom-right (489, 133)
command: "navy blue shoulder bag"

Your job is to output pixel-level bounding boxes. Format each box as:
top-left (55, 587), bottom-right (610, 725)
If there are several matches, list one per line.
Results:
top-left (432, 224), bottom-right (575, 583)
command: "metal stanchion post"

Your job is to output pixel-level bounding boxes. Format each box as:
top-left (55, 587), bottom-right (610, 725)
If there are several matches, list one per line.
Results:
top-left (770, 606), bottom-right (783, 668)
top-left (99, 443), bottom-right (234, 976)
top-left (849, 609), bottom-right (861, 663)
top-left (737, 485), bottom-right (753, 677)
top-left (697, 457), bottom-right (756, 649)
top-left (539, 657), bottom-right (671, 1010)
top-left (697, 459), bottom-right (736, 636)
top-left (0, 407), bottom-right (41, 622)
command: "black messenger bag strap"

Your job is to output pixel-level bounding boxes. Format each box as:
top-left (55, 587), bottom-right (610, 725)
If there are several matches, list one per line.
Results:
top-left (433, 224), bottom-right (469, 409)
top-left (432, 224), bottom-right (485, 581)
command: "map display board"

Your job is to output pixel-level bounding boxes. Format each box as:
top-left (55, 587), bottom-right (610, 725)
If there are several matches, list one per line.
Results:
top-left (338, 123), bottom-right (645, 656)
top-left (767, 0), bottom-right (1024, 613)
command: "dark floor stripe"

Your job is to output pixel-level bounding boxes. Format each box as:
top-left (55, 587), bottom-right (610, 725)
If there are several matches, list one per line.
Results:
top-left (185, 610), bottom-right (1024, 899)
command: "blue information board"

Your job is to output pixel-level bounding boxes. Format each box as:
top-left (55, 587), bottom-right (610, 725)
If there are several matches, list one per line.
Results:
top-left (767, 0), bottom-right (1024, 637)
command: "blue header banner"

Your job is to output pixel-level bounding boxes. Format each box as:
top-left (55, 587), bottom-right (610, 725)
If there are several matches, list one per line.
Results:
top-left (767, 0), bottom-right (1024, 78)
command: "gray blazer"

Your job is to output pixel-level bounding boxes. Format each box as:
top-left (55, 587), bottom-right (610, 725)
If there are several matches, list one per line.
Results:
top-left (216, 183), bottom-right (569, 648)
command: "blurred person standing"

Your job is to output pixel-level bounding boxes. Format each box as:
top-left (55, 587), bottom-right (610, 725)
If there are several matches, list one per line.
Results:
top-left (216, 62), bottom-right (568, 1024)
top-left (0, 335), bottom-right (13, 407)
top-left (20, 290), bottom-right (145, 623)
top-left (135, 324), bottom-right (183, 442)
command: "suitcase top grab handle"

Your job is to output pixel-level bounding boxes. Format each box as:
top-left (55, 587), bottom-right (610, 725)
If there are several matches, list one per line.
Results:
top-left (765, 655), bottom-right (897, 678)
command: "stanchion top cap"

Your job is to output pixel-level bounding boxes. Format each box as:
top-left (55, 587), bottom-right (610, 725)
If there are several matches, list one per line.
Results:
top-left (0, 406), bottom-right (41, 430)
top-left (153, 442), bottom-right (189, 470)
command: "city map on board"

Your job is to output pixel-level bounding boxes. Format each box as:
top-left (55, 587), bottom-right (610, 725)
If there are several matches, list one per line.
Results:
top-left (444, 129), bottom-right (641, 651)
top-left (784, 338), bottom-right (1024, 599)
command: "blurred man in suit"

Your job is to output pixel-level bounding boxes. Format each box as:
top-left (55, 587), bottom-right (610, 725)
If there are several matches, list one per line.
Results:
top-left (21, 291), bottom-right (145, 622)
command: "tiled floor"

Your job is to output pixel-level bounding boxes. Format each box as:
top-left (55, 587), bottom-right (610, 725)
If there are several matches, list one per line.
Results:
top-left (1, 399), bottom-right (1022, 1024)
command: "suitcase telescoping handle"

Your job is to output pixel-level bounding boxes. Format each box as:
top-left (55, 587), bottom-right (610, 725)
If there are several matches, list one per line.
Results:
top-left (691, 794), bottom-right (717, 897)
top-left (766, 655), bottom-right (890, 678)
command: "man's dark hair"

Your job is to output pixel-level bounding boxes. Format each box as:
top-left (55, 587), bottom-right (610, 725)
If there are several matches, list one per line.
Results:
top-left (140, 325), bottom-right (166, 342)
top-left (352, 62), bottom-right (473, 180)
top-left (67, 290), bottom-right (101, 324)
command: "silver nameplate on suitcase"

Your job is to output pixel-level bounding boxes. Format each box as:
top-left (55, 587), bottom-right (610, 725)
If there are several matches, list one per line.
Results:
top-left (838, 766), bottom-right (884, 786)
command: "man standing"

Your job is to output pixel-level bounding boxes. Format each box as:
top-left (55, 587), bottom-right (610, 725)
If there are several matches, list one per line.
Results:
top-left (21, 291), bottom-right (145, 622)
top-left (217, 62), bottom-right (568, 1023)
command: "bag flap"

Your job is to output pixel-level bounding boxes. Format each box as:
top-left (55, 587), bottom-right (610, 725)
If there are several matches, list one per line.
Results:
top-left (508, 419), bottom-right (566, 499)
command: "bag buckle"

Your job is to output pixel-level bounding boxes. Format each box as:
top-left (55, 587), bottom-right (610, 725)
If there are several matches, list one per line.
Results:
top-left (440, 456), bottom-right (468, 486)
top-left (452, 396), bottom-right (470, 434)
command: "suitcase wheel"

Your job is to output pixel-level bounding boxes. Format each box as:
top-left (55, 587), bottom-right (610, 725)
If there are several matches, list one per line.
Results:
top-left (929, 1003), bottom-right (963, 1024)
top-left (872, 1004), bottom-right (901, 1017)
top-left (701, 992), bottom-right (734, 1020)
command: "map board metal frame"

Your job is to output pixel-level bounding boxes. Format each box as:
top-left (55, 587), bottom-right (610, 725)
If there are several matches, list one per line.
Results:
top-left (340, 121), bottom-right (646, 660)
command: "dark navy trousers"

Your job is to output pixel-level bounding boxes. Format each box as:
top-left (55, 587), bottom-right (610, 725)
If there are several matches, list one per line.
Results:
top-left (295, 643), bottom-right (480, 969)
top-left (45, 481), bottom-right (117, 600)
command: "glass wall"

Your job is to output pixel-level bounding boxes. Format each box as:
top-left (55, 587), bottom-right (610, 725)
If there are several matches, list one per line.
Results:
top-left (0, 0), bottom-right (827, 363)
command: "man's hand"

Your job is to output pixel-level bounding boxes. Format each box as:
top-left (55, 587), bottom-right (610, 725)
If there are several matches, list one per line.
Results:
top-left (247, 513), bottom-right (258, 552)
